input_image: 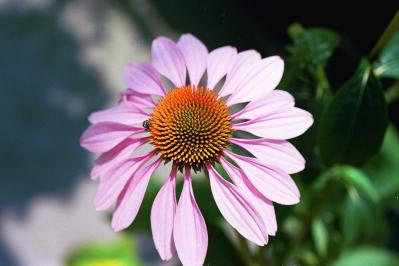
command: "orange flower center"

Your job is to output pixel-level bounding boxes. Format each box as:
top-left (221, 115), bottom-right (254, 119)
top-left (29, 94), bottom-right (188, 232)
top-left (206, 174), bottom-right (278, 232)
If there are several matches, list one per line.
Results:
top-left (149, 85), bottom-right (232, 170)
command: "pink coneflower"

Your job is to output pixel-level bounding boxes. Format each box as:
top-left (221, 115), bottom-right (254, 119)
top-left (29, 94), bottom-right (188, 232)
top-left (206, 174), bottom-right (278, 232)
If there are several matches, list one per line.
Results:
top-left (80, 33), bottom-right (313, 266)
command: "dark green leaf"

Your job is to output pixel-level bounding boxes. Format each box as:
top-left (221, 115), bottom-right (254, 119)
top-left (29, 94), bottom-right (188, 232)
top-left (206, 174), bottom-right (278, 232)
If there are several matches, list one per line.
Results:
top-left (66, 238), bottom-right (142, 266)
top-left (287, 23), bottom-right (339, 72)
top-left (374, 31), bottom-right (399, 79)
top-left (330, 247), bottom-right (399, 266)
top-left (318, 59), bottom-right (389, 166)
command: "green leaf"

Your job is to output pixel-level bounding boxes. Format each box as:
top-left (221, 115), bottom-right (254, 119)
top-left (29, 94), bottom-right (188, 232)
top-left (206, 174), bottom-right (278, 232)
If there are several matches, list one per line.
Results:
top-left (333, 166), bottom-right (379, 202)
top-left (318, 59), bottom-right (389, 166)
top-left (330, 247), bottom-right (399, 266)
top-left (374, 31), bottom-right (399, 79)
top-left (340, 184), bottom-right (385, 246)
top-left (363, 125), bottom-right (399, 204)
top-left (341, 190), bottom-right (365, 246)
top-left (66, 238), bottom-right (142, 266)
top-left (287, 23), bottom-right (339, 72)
top-left (311, 218), bottom-right (328, 257)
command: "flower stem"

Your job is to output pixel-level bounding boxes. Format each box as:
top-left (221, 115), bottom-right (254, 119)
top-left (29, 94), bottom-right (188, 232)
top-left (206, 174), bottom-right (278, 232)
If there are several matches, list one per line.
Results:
top-left (237, 233), bottom-right (253, 266)
top-left (370, 10), bottom-right (399, 59)
top-left (256, 245), bottom-right (267, 266)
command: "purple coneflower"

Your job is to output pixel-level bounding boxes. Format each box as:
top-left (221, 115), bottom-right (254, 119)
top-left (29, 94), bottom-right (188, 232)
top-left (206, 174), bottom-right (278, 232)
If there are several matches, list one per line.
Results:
top-left (80, 33), bottom-right (313, 266)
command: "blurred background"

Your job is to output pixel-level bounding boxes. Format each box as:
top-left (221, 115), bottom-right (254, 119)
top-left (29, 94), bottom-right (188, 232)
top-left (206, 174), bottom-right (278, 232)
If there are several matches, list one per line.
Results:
top-left (1, 0), bottom-right (398, 265)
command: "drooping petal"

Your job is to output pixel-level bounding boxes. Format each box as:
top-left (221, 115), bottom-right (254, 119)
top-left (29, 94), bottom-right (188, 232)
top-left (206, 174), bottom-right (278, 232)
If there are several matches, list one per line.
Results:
top-left (80, 122), bottom-right (145, 153)
top-left (93, 151), bottom-right (155, 211)
top-left (177, 34), bottom-right (208, 86)
top-left (206, 46), bottom-right (237, 89)
top-left (252, 197), bottom-right (277, 236)
top-left (120, 89), bottom-right (156, 109)
top-left (151, 166), bottom-right (177, 261)
top-left (219, 50), bottom-right (261, 97)
top-left (111, 157), bottom-right (162, 231)
top-left (88, 103), bottom-right (149, 125)
top-left (123, 63), bottom-right (166, 96)
top-left (219, 157), bottom-right (277, 235)
top-left (152, 36), bottom-right (186, 87)
top-left (90, 137), bottom-right (149, 180)
top-left (224, 150), bottom-right (300, 205)
top-left (226, 56), bottom-right (284, 106)
top-left (232, 90), bottom-right (294, 120)
top-left (174, 168), bottom-right (207, 266)
top-left (207, 164), bottom-right (267, 245)
top-left (229, 138), bottom-right (305, 174)
top-left (232, 107), bottom-right (314, 140)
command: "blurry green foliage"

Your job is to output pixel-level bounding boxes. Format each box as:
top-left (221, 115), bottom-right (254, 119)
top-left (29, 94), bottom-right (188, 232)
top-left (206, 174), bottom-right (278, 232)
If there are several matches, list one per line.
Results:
top-left (363, 125), bottom-right (399, 205)
top-left (66, 238), bottom-right (142, 266)
top-left (318, 59), bottom-right (388, 166)
top-left (336, 166), bottom-right (379, 203)
top-left (374, 31), bottom-right (399, 79)
top-left (330, 247), bottom-right (399, 266)
top-left (311, 217), bottom-right (328, 257)
top-left (287, 23), bottom-right (339, 73)
top-left (341, 186), bottom-right (378, 247)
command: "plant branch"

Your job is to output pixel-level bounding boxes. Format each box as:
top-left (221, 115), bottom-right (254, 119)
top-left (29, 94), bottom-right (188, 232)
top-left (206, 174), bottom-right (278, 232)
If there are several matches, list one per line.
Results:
top-left (370, 10), bottom-right (399, 59)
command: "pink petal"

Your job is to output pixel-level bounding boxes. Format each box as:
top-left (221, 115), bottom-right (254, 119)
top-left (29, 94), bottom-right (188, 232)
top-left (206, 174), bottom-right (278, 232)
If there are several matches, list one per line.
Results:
top-left (206, 46), bottom-right (237, 89)
top-left (226, 56), bottom-right (284, 106)
top-left (177, 34), bottom-right (208, 86)
top-left (174, 167), bottom-right (208, 266)
top-left (232, 90), bottom-right (294, 120)
top-left (88, 103), bottom-right (149, 125)
top-left (232, 107), bottom-right (314, 140)
top-left (123, 63), bottom-right (166, 96)
top-left (151, 166), bottom-right (177, 260)
top-left (90, 137), bottom-right (149, 180)
top-left (224, 150), bottom-right (300, 205)
top-left (120, 89), bottom-right (156, 109)
top-left (219, 50), bottom-right (261, 97)
top-left (152, 36), bottom-right (186, 87)
top-left (219, 157), bottom-right (277, 235)
top-left (93, 151), bottom-right (155, 211)
top-left (80, 122), bottom-right (145, 153)
top-left (229, 138), bottom-right (305, 174)
top-left (111, 157), bottom-right (162, 231)
top-left (207, 164), bottom-right (267, 245)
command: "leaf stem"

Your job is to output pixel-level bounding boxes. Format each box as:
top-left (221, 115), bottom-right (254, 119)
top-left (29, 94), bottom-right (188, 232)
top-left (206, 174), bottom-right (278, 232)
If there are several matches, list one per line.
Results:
top-left (370, 10), bottom-right (399, 59)
top-left (315, 65), bottom-right (332, 100)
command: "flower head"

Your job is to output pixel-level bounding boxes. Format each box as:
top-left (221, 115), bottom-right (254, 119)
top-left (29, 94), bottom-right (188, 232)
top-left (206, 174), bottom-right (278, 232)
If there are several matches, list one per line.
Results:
top-left (80, 33), bottom-right (313, 266)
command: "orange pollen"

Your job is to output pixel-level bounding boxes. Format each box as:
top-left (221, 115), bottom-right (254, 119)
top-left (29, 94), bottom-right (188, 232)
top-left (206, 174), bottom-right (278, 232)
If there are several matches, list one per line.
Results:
top-left (149, 85), bottom-right (232, 169)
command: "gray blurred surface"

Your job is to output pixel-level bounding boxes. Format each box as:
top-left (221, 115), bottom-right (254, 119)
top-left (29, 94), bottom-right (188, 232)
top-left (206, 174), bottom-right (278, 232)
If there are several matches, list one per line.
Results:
top-left (0, 0), bottom-right (168, 265)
